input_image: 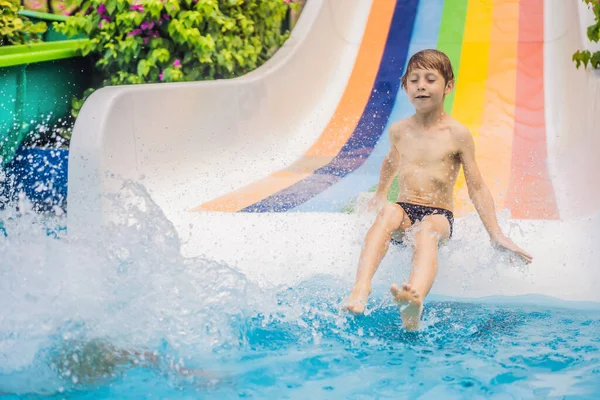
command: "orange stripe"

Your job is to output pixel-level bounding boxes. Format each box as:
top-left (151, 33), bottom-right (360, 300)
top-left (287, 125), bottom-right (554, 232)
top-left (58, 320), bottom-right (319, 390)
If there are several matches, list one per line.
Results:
top-left (193, 0), bottom-right (396, 212)
top-left (471, 0), bottom-right (519, 215)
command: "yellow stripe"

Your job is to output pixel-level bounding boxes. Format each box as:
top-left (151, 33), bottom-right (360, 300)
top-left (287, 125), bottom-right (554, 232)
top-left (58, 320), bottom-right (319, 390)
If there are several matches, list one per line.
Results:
top-left (476, 0), bottom-right (519, 213)
top-left (450, 0), bottom-right (495, 216)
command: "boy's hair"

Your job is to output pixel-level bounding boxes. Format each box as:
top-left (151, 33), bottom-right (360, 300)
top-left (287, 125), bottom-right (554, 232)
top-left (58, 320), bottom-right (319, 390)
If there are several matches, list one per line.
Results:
top-left (401, 49), bottom-right (454, 89)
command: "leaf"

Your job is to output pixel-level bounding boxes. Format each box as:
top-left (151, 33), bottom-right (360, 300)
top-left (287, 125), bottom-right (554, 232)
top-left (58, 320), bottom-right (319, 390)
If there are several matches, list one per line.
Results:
top-left (147, 1), bottom-right (163, 19)
top-left (151, 48), bottom-right (170, 63)
top-left (233, 52), bottom-right (244, 67)
top-left (588, 23), bottom-right (600, 43)
top-left (106, 0), bottom-right (117, 15)
top-left (582, 50), bottom-right (592, 68)
top-left (591, 51), bottom-right (600, 68)
top-left (137, 59), bottom-right (152, 77)
top-left (573, 51), bottom-right (582, 69)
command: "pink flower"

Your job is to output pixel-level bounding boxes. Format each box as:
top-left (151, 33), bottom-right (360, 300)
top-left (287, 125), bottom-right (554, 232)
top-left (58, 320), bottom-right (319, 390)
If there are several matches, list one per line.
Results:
top-left (173, 59), bottom-right (181, 68)
top-left (140, 21), bottom-right (154, 30)
top-left (98, 20), bottom-right (104, 28)
top-left (130, 4), bottom-right (144, 12)
top-left (30, 1), bottom-right (42, 9)
top-left (162, 13), bottom-right (171, 21)
top-left (126, 29), bottom-right (142, 37)
top-left (159, 72), bottom-right (164, 81)
top-left (100, 15), bottom-right (111, 22)
top-left (97, 3), bottom-right (107, 14)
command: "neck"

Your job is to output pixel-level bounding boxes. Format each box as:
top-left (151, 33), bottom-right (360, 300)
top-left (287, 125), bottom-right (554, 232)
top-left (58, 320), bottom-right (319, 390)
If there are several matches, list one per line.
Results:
top-left (414, 104), bottom-right (446, 128)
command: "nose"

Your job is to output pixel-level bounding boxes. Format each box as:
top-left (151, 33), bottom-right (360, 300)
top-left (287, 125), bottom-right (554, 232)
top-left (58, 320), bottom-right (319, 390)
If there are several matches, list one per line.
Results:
top-left (417, 80), bottom-right (425, 90)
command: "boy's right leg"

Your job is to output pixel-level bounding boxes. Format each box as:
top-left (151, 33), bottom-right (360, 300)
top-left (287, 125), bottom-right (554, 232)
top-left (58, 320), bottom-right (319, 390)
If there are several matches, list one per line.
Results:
top-left (344, 203), bottom-right (411, 314)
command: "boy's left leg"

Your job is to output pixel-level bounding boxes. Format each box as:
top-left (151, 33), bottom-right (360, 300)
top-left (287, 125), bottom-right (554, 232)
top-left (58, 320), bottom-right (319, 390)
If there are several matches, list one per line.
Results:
top-left (390, 214), bottom-right (450, 330)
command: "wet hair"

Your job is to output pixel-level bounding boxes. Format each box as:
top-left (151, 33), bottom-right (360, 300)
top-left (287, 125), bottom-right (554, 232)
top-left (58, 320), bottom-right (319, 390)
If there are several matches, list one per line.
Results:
top-left (401, 49), bottom-right (454, 89)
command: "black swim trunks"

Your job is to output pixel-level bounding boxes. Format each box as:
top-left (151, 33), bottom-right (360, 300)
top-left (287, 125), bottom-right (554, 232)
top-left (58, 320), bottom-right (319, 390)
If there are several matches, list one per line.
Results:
top-left (390, 202), bottom-right (454, 246)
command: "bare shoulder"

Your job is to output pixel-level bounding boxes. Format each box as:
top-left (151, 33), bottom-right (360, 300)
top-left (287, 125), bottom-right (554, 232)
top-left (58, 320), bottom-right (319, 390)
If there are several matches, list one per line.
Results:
top-left (388, 118), bottom-right (410, 141)
top-left (447, 117), bottom-right (470, 139)
top-left (447, 117), bottom-right (474, 150)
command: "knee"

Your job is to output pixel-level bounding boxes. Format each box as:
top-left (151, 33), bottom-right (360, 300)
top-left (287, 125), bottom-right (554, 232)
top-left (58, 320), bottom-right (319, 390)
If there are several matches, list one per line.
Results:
top-left (377, 203), bottom-right (405, 227)
top-left (413, 220), bottom-right (440, 243)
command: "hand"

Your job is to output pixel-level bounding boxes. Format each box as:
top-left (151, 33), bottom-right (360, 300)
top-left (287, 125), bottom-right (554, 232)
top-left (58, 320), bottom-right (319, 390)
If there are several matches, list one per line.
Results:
top-left (491, 234), bottom-right (533, 264)
top-left (367, 193), bottom-right (386, 213)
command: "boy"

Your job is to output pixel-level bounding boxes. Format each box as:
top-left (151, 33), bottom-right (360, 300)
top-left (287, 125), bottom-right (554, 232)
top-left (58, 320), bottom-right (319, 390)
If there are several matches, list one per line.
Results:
top-left (344, 49), bottom-right (532, 330)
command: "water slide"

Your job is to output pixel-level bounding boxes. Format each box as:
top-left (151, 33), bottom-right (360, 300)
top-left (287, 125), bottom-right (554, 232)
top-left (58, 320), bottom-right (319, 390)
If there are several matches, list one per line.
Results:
top-left (68, 0), bottom-right (600, 303)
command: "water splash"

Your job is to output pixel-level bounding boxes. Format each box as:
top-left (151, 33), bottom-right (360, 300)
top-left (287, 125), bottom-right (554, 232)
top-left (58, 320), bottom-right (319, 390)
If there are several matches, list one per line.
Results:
top-left (0, 183), bottom-right (268, 394)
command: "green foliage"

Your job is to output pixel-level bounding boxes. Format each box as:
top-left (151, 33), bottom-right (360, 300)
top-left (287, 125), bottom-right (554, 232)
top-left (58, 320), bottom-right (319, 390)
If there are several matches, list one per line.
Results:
top-left (0, 0), bottom-right (47, 45)
top-left (54, 0), bottom-right (296, 116)
top-left (573, 0), bottom-right (600, 69)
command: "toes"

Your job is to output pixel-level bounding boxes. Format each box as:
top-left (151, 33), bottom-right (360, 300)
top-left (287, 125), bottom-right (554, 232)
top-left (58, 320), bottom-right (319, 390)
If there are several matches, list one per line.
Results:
top-left (402, 282), bottom-right (410, 291)
top-left (390, 284), bottom-right (402, 297)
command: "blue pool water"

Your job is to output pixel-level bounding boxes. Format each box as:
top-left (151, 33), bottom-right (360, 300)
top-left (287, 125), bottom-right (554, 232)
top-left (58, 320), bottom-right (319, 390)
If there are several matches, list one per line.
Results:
top-left (1, 188), bottom-right (599, 399)
top-left (1, 283), bottom-right (599, 399)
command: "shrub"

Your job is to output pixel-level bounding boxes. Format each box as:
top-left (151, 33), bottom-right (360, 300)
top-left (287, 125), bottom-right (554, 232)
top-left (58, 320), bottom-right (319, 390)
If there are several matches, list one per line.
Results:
top-left (54, 0), bottom-right (298, 117)
top-left (0, 0), bottom-right (47, 45)
top-left (573, 0), bottom-right (600, 69)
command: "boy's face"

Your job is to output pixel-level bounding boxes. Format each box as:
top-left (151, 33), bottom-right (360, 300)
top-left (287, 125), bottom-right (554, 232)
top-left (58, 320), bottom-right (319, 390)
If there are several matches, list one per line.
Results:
top-left (405, 68), bottom-right (454, 111)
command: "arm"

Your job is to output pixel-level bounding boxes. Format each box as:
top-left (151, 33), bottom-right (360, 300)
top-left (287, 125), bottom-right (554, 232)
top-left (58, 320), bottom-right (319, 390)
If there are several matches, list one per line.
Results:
top-left (366, 125), bottom-right (400, 212)
top-left (458, 130), bottom-right (503, 239)
top-left (459, 128), bottom-right (533, 262)
top-left (375, 146), bottom-right (399, 198)
top-left (374, 124), bottom-right (401, 198)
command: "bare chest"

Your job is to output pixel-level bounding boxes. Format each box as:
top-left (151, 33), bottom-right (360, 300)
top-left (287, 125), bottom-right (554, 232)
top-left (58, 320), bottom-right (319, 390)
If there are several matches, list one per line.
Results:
top-left (396, 131), bottom-right (459, 168)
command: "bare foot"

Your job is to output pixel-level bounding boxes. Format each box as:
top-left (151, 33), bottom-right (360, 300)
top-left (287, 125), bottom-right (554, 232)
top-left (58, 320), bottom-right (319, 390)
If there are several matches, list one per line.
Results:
top-left (390, 282), bottom-right (423, 331)
top-left (343, 286), bottom-right (371, 314)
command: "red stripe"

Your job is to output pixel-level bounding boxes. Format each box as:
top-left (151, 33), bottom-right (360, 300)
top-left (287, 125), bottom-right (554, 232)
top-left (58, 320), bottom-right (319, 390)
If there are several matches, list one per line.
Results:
top-left (506, 0), bottom-right (559, 219)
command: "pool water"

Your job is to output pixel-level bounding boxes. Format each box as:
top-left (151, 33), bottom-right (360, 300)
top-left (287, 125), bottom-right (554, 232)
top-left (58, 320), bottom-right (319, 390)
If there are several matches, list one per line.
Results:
top-left (1, 188), bottom-right (599, 399)
top-left (1, 282), bottom-right (599, 399)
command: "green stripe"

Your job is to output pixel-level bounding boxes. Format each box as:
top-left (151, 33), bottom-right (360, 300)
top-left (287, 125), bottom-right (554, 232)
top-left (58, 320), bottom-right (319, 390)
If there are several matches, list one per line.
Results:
top-left (436, 0), bottom-right (469, 114)
top-left (0, 39), bottom-right (89, 68)
top-left (17, 10), bottom-right (68, 23)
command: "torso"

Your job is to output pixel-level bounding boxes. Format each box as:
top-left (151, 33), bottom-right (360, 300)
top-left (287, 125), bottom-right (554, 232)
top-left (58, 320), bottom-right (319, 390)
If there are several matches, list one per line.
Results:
top-left (391, 116), bottom-right (463, 212)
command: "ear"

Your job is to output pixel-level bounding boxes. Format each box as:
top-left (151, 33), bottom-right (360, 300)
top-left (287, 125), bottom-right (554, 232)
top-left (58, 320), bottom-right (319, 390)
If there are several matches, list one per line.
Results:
top-left (444, 80), bottom-right (455, 95)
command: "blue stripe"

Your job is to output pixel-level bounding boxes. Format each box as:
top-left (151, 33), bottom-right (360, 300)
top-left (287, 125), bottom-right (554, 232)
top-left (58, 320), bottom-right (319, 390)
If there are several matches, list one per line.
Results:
top-left (241, 0), bottom-right (420, 213)
top-left (292, 0), bottom-right (444, 212)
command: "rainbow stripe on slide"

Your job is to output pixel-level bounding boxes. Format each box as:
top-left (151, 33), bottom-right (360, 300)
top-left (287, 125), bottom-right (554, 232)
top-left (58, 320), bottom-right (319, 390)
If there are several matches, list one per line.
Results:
top-left (196, 0), bottom-right (559, 220)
